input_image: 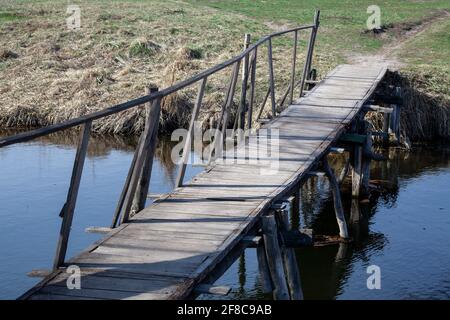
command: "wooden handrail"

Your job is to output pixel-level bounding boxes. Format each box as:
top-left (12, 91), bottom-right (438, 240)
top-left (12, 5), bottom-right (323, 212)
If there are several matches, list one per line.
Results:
top-left (1, 12), bottom-right (320, 269)
top-left (0, 23), bottom-right (315, 149)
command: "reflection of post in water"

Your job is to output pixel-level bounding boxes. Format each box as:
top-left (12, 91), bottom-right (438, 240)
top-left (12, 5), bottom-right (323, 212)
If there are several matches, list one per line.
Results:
top-left (238, 253), bottom-right (246, 294)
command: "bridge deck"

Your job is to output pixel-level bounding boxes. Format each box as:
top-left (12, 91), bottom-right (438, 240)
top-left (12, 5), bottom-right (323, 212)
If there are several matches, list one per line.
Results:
top-left (21, 64), bottom-right (387, 300)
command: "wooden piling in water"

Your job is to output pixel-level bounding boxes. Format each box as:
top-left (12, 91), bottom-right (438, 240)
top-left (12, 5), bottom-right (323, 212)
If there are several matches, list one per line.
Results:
top-left (275, 206), bottom-right (304, 300)
top-left (256, 241), bottom-right (273, 294)
top-left (351, 144), bottom-right (362, 198)
top-left (261, 213), bottom-right (290, 300)
top-left (361, 121), bottom-right (372, 196)
top-left (389, 87), bottom-right (402, 143)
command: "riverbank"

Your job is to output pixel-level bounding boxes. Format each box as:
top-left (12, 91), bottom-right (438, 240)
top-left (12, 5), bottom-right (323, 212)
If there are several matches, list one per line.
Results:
top-left (1, 1), bottom-right (449, 141)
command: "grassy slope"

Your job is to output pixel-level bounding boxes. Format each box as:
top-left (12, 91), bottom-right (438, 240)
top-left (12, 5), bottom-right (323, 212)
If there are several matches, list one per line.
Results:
top-left (399, 17), bottom-right (450, 97)
top-left (0, 0), bottom-right (449, 134)
top-left (187, 0), bottom-right (450, 56)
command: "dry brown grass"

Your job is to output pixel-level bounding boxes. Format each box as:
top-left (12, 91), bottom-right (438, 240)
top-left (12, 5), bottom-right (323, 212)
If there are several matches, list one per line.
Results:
top-left (366, 70), bottom-right (449, 143)
top-left (2, 1), bottom-right (447, 142)
top-left (0, 0), bottom-right (321, 135)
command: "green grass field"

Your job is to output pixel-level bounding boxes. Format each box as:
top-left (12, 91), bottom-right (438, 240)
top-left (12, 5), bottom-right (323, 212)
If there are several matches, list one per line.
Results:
top-left (0, 0), bottom-right (448, 134)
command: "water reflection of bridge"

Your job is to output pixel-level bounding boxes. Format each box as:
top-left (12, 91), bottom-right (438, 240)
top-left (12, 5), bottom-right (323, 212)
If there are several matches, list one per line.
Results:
top-left (227, 147), bottom-right (449, 300)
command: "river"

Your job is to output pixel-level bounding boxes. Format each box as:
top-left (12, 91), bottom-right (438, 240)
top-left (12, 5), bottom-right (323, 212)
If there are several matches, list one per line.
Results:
top-left (0, 130), bottom-right (449, 300)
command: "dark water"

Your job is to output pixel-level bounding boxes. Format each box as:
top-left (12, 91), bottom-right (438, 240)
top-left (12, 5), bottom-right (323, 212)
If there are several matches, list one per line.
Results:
top-left (0, 130), bottom-right (449, 300)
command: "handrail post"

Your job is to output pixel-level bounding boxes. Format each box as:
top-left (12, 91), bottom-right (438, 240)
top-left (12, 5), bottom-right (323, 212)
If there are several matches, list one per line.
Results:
top-left (209, 61), bottom-right (241, 164)
top-left (131, 87), bottom-right (160, 213)
top-left (289, 30), bottom-right (298, 105)
top-left (120, 93), bottom-right (161, 224)
top-left (53, 121), bottom-right (92, 269)
top-left (238, 34), bottom-right (251, 135)
top-left (299, 10), bottom-right (320, 98)
top-left (247, 47), bottom-right (258, 129)
top-left (307, 10), bottom-right (320, 77)
top-left (175, 78), bottom-right (207, 187)
top-left (110, 135), bottom-right (140, 228)
top-left (267, 37), bottom-right (276, 118)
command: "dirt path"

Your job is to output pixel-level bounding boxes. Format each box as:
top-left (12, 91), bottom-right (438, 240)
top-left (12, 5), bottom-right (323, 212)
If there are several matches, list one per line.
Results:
top-left (347, 9), bottom-right (450, 69)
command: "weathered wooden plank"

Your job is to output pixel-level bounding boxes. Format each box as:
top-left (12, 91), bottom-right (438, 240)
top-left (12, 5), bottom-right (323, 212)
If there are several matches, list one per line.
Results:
top-left (99, 235), bottom-right (221, 252)
top-left (74, 253), bottom-right (202, 277)
top-left (37, 285), bottom-right (169, 300)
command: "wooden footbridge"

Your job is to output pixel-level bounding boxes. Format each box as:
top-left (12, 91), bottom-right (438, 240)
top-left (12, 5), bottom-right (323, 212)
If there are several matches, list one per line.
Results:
top-left (1, 11), bottom-right (401, 300)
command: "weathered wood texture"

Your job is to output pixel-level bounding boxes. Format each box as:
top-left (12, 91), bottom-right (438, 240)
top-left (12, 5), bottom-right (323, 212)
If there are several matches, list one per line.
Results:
top-left (21, 64), bottom-right (387, 300)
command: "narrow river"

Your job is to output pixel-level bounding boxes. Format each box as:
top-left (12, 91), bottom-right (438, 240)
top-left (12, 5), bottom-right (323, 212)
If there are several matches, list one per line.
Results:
top-left (0, 130), bottom-right (449, 299)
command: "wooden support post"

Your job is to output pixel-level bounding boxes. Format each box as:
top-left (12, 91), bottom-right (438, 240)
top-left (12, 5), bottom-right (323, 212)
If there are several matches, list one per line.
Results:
top-left (176, 78), bottom-right (207, 187)
top-left (361, 123), bottom-right (372, 196)
top-left (121, 95), bottom-right (161, 224)
top-left (267, 37), bottom-right (276, 118)
top-left (322, 157), bottom-right (349, 239)
top-left (132, 87), bottom-right (159, 214)
top-left (351, 144), bottom-right (362, 198)
top-left (289, 30), bottom-right (298, 105)
top-left (261, 214), bottom-right (290, 300)
top-left (292, 188), bottom-right (300, 219)
top-left (256, 241), bottom-right (273, 294)
top-left (389, 87), bottom-right (402, 143)
top-left (382, 111), bottom-right (391, 146)
top-left (53, 121), bottom-right (91, 269)
top-left (275, 208), bottom-right (303, 300)
top-left (338, 156), bottom-right (350, 185)
top-left (299, 10), bottom-right (320, 98)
